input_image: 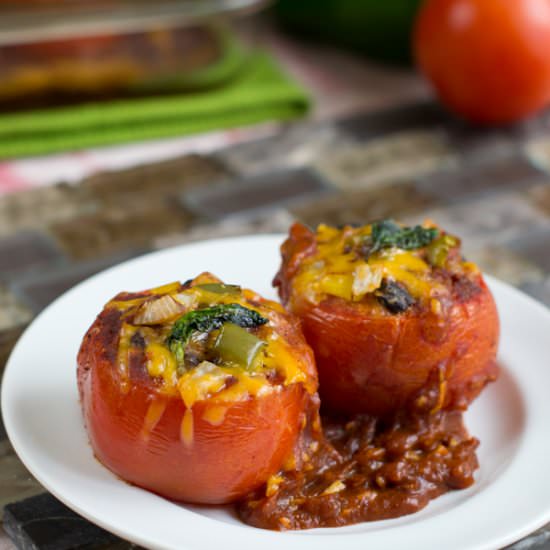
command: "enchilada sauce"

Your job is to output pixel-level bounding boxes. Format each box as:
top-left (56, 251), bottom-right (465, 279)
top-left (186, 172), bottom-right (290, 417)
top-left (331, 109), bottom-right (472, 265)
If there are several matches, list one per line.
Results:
top-left (238, 367), bottom-right (478, 530)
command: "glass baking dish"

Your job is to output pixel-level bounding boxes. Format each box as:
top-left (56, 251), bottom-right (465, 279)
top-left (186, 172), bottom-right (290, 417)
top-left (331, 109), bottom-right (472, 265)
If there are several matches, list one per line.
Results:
top-left (0, 0), bottom-right (267, 45)
top-left (0, 0), bottom-right (268, 106)
top-left (0, 25), bottom-right (248, 106)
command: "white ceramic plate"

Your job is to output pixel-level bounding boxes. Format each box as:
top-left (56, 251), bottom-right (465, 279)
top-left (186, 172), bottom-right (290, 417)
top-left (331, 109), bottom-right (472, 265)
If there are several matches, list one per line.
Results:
top-left (2, 235), bottom-right (550, 550)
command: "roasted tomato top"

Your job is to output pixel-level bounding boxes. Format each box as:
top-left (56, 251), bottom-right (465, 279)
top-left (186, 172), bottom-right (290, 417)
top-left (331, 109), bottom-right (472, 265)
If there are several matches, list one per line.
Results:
top-left (274, 221), bottom-right (500, 417)
top-left (109, 272), bottom-right (316, 409)
top-left (77, 272), bottom-right (318, 504)
top-left (277, 220), bottom-right (479, 315)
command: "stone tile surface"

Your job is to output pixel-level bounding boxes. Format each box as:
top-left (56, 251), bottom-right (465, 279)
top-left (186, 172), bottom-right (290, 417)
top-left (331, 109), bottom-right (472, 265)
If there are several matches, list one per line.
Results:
top-left (49, 206), bottom-right (192, 261)
top-left (337, 101), bottom-right (450, 140)
top-left (528, 182), bottom-right (550, 216)
top-left (0, 326), bottom-right (25, 373)
top-left (84, 154), bottom-right (232, 209)
top-left (525, 134), bottom-right (550, 173)
top-left (291, 181), bottom-right (438, 228)
top-left (520, 277), bottom-right (550, 307)
top-left (0, 185), bottom-right (95, 240)
top-left (0, 287), bottom-right (32, 333)
top-left (404, 191), bottom-right (550, 250)
top-left (506, 227), bottom-right (550, 272)
top-left (215, 124), bottom-right (348, 176)
top-left (0, 442), bottom-right (43, 522)
top-left (154, 209), bottom-right (295, 249)
top-left (418, 153), bottom-right (546, 202)
top-left (466, 246), bottom-right (544, 286)
top-left (3, 493), bottom-right (137, 549)
top-left (505, 523), bottom-right (550, 549)
top-left (315, 129), bottom-right (456, 190)
top-left (0, 232), bottom-right (65, 281)
top-left (182, 167), bottom-right (334, 219)
top-left (12, 250), bottom-right (147, 313)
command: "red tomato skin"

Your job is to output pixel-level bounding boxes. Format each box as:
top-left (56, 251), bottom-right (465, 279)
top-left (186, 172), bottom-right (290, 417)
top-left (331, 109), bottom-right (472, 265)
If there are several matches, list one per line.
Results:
top-left (77, 303), bottom-right (317, 505)
top-left (274, 223), bottom-right (500, 417)
top-left (414, 0), bottom-right (550, 125)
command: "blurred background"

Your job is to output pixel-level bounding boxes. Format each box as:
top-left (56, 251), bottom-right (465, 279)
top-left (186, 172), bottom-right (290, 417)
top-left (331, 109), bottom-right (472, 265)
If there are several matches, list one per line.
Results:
top-left (2, 0), bottom-right (550, 548)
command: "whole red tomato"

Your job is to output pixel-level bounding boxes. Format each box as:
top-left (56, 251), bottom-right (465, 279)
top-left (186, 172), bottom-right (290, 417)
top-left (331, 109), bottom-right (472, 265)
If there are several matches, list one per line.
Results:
top-left (414, 0), bottom-right (550, 124)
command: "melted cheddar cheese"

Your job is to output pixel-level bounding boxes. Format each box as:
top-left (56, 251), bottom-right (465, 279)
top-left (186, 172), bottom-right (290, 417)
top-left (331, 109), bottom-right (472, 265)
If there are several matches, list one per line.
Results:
top-left (291, 222), bottom-right (476, 309)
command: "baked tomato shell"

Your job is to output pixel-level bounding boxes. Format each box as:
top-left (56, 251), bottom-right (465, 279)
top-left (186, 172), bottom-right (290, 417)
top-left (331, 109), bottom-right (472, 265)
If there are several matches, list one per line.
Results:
top-left (77, 308), bottom-right (314, 505)
top-left (275, 223), bottom-right (500, 417)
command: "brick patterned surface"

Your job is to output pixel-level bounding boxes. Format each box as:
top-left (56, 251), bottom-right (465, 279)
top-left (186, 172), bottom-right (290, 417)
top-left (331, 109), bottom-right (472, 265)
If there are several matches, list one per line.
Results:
top-left (0, 232), bottom-right (65, 281)
top-left (3, 101), bottom-right (550, 548)
top-left (11, 250), bottom-right (147, 313)
top-left (182, 167), bottom-right (334, 219)
top-left (3, 494), bottom-right (137, 550)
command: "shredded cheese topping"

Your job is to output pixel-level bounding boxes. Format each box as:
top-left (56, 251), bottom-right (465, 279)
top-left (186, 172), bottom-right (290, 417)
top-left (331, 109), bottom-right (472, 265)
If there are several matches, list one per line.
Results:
top-left (291, 223), bottom-right (477, 309)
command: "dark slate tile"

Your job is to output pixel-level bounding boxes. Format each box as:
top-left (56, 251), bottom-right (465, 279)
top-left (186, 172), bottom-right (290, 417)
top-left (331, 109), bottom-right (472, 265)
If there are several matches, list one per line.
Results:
top-left (11, 250), bottom-right (147, 313)
top-left (417, 153), bottom-right (546, 202)
top-left (214, 124), bottom-right (346, 176)
top-left (0, 325), bottom-right (25, 374)
top-left (0, 232), bottom-right (65, 281)
top-left (84, 154), bottom-right (233, 209)
top-left (182, 167), bottom-right (335, 219)
top-left (519, 278), bottom-right (550, 308)
top-left (446, 125), bottom-right (521, 157)
top-left (315, 129), bottom-right (455, 191)
top-left (0, 441), bottom-right (44, 521)
top-left (337, 101), bottom-right (451, 140)
top-left (0, 328), bottom-right (18, 427)
top-left (506, 228), bottom-right (550, 272)
top-left (49, 204), bottom-right (194, 261)
top-left (291, 181), bottom-right (438, 228)
top-left (404, 191), bottom-right (549, 252)
top-left (0, 412), bottom-right (5, 441)
top-left (442, 108), bottom-right (548, 156)
top-left (0, 285), bottom-right (32, 332)
top-left (0, 183), bottom-right (97, 240)
top-left (465, 245), bottom-right (543, 287)
top-left (505, 522), bottom-right (550, 549)
top-left (154, 209), bottom-right (295, 250)
top-left (3, 493), bottom-right (138, 550)
top-left (528, 182), bottom-right (550, 216)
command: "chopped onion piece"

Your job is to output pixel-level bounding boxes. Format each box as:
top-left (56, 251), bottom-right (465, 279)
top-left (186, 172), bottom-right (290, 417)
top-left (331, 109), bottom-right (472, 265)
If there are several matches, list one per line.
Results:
top-left (352, 263), bottom-right (383, 299)
top-left (134, 295), bottom-right (185, 325)
top-left (172, 292), bottom-right (197, 309)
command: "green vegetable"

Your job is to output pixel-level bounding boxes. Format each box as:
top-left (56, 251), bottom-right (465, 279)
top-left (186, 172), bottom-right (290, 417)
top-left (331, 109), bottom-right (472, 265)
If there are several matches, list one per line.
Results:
top-left (275, 0), bottom-right (423, 64)
top-left (195, 283), bottom-right (241, 295)
top-left (426, 235), bottom-right (459, 268)
top-left (369, 220), bottom-right (438, 253)
top-left (213, 322), bottom-right (265, 369)
top-left (166, 303), bottom-right (268, 367)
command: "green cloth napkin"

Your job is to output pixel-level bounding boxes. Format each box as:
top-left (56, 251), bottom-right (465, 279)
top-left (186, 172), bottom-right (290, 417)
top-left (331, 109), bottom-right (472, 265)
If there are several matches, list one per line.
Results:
top-left (0, 52), bottom-right (310, 159)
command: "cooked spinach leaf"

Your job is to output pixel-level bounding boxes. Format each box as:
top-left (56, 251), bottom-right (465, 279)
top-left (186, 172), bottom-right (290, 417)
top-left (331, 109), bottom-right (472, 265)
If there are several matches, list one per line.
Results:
top-left (166, 304), bottom-right (268, 367)
top-left (370, 219), bottom-right (438, 253)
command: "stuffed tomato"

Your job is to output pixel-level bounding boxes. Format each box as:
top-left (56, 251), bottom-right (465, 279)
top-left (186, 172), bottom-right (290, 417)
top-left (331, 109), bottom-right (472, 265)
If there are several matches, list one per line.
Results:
top-left (77, 273), bottom-right (317, 504)
top-left (274, 221), bottom-right (499, 417)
